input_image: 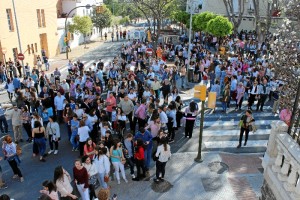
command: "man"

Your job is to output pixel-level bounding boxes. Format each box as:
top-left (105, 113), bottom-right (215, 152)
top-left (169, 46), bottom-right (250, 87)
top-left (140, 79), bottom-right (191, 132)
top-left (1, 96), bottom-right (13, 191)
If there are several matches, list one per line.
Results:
top-left (54, 92), bottom-right (65, 123)
top-left (12, 75), bottom-right (21, 94)
top-left (53, 68), bottom-right (61, 82)
top-left (106, 92), bottom-right (116, 120)
top-left (30, 70), bottom-right (39, 93)
top-left (158, 106), bottom-right (168, 131)
top-left (0, 105), bottom-right (8, 134)
top-left (61, 79), bottom-right (70, 101)
top-left (151, 77), bottom-right (161, 99)
top-left (272, 84), bottom-right (283, 114)
top-left (118, 94), bottom-right (134, 131)
top-left (257, 78), bottom-right (270, 112)
top-left (134, 127), bottom-right (153, 173)
top-left (10, 105), bottom-right (22, 143)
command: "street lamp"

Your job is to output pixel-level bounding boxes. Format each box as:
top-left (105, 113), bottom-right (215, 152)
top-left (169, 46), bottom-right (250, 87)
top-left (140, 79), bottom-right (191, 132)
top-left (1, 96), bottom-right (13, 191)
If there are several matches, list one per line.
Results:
top-left (2, 48), bottom-right (7, 68)
top-left (64, 4), bottom-right (96, 59)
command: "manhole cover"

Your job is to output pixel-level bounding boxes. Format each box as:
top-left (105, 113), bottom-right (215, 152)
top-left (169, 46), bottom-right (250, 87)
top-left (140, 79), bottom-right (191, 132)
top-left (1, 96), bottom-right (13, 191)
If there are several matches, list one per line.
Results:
top-left (151, 180), bottom-right (173, 193)
top-left (208, 161), bottom-right (229, 174)
top-left (201, 177), bottom-right (223, 192)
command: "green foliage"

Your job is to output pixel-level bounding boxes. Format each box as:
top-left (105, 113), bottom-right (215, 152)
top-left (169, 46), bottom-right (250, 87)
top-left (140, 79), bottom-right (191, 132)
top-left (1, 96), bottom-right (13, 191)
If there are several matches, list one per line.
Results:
top-left (91, 5), bottom-right (112, 30)
top-left (171, 10), bottom-right (189, 25)
top-left (119, 16), bottom-right (130, 25)
top-left (186, 14), bottom-right (197, 30)
top-left (206, 16), bottom-right (233, 37)
top-left (68, 15), bottom-right (93, 35)
top-left (194, 12), bottom-right (217, 32)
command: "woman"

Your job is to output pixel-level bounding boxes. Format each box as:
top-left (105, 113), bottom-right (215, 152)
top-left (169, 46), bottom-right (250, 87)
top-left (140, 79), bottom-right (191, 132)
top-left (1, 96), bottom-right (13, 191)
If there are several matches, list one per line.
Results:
top-left (236, 82), bottom-right (245, 110)
top-left (2, 135), bottom-right (24, 182)
top-left (222, 84), bottom-right (230, 113)
top-left (175, 96), bottom-right (183, 129)
top-left (237, 110), bottom-right (255, 148)
top-left (54, 166), bottom-right (77, 200)
top-left (30, 92), bottom-right (39, 114)
top-left (135, 99), bottom-right (147, 129)
top-left (63, 104), bottom-right (74, 139)
top-left (21, 106), bottom-right (32, 142)
top-left (73, 159), bottom-right (89, 200)
top-left (93, 147), bottom-right (110, 189)
top-left (87, 109), bottom-right (98, 143)
top-left (32, 120), bottom-right (47, 162)
top-left (78, 120), bottom-right (90, 157)
top-left (145, 116), bottom-right (161, 139)
top-left (46, 116), bottom-right (60, 155)
top-left (109, 139), bottom-right (128, 184)
top-left (132, 138), bottom-right (146, 181)
top-left (154, 137), bottom-right (171, 182)
top-left (5, 77), bottom-right (14, 101)
top-left (74, 104), bottom-right (84, 120)
top-left (184, 101), bottom-right (198, 138)
top-left (39, 180), bottom-right (59, 200)
top-left (82, 156), bottom-right (97, 200)
top-left (161, 79), bottom-right (171, 103)
top-left (83, 138), bottom-right (96, 160)
top-left (70, 114), bottom-right (80, 151)
top-left (166, 103), bottom-right (177, 143)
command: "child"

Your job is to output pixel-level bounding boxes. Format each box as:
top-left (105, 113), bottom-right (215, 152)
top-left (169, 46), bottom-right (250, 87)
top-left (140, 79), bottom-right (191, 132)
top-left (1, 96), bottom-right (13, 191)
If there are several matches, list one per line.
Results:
top-left (41, 107), bottom-right (49, 128)
top-left (132, 138), bottom-right (146, 181)
top-left (39, 180), bottom-right (59, 200)
top-left (70, 114), bottom-right (79, 151)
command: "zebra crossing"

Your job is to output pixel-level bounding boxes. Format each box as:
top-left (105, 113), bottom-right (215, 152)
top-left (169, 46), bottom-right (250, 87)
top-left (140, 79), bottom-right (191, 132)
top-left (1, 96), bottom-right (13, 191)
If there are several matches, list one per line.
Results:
top-left (178, 96), bottom-right (278, 153)
top-left (60, 59), bottom-right (110, 73)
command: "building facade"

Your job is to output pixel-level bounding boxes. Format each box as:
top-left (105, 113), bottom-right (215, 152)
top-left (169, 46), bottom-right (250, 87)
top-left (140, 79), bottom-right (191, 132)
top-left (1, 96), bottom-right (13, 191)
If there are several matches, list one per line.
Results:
top-left (0, 0), bottom-right (58, 67)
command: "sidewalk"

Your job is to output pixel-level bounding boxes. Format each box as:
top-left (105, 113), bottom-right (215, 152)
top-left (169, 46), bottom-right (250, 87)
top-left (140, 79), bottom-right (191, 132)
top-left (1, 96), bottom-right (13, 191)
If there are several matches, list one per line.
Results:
top-left (106, 152), bottom-right (263, 200)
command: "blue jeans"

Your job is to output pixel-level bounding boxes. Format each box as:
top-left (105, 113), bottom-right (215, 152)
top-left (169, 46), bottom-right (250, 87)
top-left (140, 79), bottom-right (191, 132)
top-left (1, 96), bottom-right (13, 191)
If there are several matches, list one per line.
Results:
top-left (70, 134), bottom-right (78, 149)
top-left (97, 173), bottom-right (108, 189)
top-left (222, 102), bottom-right (227, 112)
top-left (181, 76), bottom-right (185, 88)
top-left (144, 148), bottom-right (152, 170)
top-left (34, 137), bottom-right (46, 156)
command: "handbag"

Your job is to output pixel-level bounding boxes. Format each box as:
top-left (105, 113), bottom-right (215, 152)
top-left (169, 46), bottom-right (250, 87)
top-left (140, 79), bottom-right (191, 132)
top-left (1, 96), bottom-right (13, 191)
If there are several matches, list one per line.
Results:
top-left (104, 175), bottom-right (109, 183)
top-left (249, 124), bottom-right (257, 133)
top-left (121, 158), bottom-right (126, 165)
top-left (89, 175), bottom-right (98, 186)
top-left (238, 120), bottom-right (243, 127)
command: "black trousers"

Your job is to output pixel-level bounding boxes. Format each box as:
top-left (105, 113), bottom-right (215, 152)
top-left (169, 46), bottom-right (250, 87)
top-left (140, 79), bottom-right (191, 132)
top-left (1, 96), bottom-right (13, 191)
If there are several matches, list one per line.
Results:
top-left (167, 122), bottom-right (175, 140)
top-left (156, 161), bottom-right (167, 179)
top-left (89, 184), bottom-right (96, 199)
top-left (185, 119), bottom-right (195, 138)
top-left (137, 118), bottom-right (146, 129)
top-left (127, 157), bottom-right (135, 175)
top-left (0, 115), bottom-right (8, 133)
top-left (8, 159), bottom-right (22, 177)
top-left (239, 127), bottom-right (250, 145)
top-left (23, 123), bottom-right (31, 139)
top-left (57, 110), bottom-right (63, 124)
top-left (126, 112), bottom-right (134, 132)
top-left (248, 94), bottom-right (256, 108)
top-left (257, 94), bottom-right (267, 111)
top-left (135, 159), bottom-right (146, 179)
top-left (48, 135), bottom-right (59, 150)
top-left (236, 97), bottom-right (244, 109)
top-left (79, 141), bottom-right (85, 156)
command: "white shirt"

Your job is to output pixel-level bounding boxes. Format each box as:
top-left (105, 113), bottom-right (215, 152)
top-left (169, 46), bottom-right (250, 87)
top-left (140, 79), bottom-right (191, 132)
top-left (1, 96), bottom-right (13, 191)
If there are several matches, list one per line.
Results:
top-left (155, 144), bottom-right (171, 162)
top-left (74, 109), bottom-right (84, 119)
top-left (78, 126), bottom-right (90, 142)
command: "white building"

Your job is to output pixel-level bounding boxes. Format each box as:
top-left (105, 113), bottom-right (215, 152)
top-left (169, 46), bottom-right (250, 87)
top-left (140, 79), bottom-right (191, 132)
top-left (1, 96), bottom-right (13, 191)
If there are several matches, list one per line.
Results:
top-left (57, 0), bottom-right (103, 53)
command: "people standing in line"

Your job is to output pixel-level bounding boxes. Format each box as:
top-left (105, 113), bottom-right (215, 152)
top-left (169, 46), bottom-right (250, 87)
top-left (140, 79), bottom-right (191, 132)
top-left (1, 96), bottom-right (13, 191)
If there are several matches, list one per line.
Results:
top-left (73, 159), bottom-right (89, 200)
top-left (0, 105), bottom-right (8, 135)
top-left (93, 147), bottom-right (110, 189)
top-left (10, 105), bottom-right (23, 143)
top-left (32, 121), bottom-right (47, 162)
top-left (237, 110), bottom-right (255, 148)
top-left (154, 137), bottom-right (171, 182)
top-left (46, 116), bottom-right (60, 155)
top-left (54, 166), bottom-right (77, 200)
top-left (110, 139), bottom-right (128, 184)
top-left (184, 101), bottom-right (199, 138)
top-left (82, 156), bottom-right (97, 200)
top-left (2, 135), bottom-right (24, 182)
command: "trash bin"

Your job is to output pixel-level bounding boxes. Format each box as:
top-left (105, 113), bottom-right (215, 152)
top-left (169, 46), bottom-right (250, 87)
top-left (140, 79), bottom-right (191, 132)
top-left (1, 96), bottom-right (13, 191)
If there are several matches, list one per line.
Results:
top-left (188, 68), bottom-right (194, 82)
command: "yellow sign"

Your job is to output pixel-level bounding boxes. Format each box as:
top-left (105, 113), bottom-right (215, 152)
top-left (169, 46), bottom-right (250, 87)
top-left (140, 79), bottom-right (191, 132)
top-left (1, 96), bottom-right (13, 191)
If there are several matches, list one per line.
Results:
top-left (207, 92), bottom-right (217, 109)
top-left (194, 85), bottom-right (206, 101)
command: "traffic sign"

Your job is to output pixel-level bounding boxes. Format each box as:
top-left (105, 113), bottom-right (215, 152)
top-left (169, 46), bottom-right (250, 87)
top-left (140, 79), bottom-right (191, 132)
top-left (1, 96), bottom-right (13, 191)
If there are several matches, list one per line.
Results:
top-left (146, 48), bottom-right (153, 56)
top-left (17, 53), bottom-right (25, 60)
top-left (1, 48), bottom-right (7, 54)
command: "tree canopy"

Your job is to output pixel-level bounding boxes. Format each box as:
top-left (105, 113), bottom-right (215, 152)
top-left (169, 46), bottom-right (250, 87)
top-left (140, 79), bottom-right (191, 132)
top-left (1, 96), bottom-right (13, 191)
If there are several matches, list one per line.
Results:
top-left (68, 15), bottom-right (93, 36)
top-left (194, 12), bottom-right (217, 32)
top-left (91, 5), bottom-right (112, 30)
top-left (206, 16), bottom-right (233, 37)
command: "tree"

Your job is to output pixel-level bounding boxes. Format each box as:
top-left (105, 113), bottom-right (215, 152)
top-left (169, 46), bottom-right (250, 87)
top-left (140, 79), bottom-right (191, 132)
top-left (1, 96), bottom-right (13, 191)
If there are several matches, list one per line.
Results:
top-left (194, 11), bottom-right (217, 32)
top-left (119, 16), bottom-right (130, 25)
top-left (222, 0), bottom-right (245, 33)
top-left (171, 10), bottom-right (189, 32)
top-left (206, 16), bottom-right (233, 37)
top-left (272, 0), bottom-right (300, 134)
top-left (68, 16), bottom-right (93, 47)
top-left (91, 5), bottom-right (112, 38)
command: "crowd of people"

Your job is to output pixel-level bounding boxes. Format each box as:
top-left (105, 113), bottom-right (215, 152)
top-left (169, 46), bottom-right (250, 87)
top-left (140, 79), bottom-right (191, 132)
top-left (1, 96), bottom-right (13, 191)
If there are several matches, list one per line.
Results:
top-left (0, 27), bottom-right (291, 199)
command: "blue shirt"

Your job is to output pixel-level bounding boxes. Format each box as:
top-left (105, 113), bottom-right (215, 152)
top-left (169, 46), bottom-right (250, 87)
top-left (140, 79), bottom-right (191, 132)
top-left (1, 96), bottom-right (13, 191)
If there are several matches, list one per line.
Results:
top-left (71, 120), bottom-right (79, 135)
top-left (13, 78), bottom-right (21, 89)
top-left (134, 130), bottom-right (153, 150)
top-left (54, 95), bottom-right (65, 110)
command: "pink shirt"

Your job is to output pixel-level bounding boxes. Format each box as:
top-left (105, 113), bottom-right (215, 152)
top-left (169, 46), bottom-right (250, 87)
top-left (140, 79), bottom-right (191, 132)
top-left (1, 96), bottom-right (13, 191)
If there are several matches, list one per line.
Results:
top-left (145, 121), bottom-right (161, 138)
top-left (135, 104), bottom-right (147, 120)
top-left (106, 96), bottom-right (116, 112)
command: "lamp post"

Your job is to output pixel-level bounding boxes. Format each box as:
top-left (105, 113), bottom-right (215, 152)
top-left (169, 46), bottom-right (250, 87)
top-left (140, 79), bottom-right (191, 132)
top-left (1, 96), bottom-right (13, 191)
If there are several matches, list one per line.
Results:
top-left (2, 48), bottom-right (7, 68)
top-left (64, 4), bottom-right (95, 59)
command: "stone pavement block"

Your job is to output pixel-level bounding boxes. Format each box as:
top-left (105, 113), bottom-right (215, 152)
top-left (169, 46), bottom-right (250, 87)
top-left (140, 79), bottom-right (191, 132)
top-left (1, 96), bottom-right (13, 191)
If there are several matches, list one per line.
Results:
top-left (228, 177), bottom-right (258, 200)
top-left (246, 175), bottom-right (264, 198)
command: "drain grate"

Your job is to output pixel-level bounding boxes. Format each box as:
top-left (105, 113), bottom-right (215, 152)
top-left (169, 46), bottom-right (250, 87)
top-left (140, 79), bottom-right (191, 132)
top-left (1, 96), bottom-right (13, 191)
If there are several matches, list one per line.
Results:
top-left (208, 161), bottom-right (229, 174)
top-left (151, 180), bottom-right (173, 193)
top-left (201, 176), bottom-right (224, 192)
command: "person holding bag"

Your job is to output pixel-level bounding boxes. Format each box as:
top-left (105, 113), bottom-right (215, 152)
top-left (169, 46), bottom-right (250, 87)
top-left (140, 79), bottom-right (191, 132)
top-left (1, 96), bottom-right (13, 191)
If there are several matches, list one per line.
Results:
top-left (82, 155), bottom-right (97, 200)
top-left (132, 139), bottom-right (146, 181)
top-left (46, 116), bottom-right (60, 155)
top-left (110, 139), bottom-right (128, 185)
top-left (2, 135), bottom-right (24, 182)
top-left (154, 137), bottom-right (171, 183)
top-left (93, 147), bottom-right (110, 189)
top-left (237, 110), bottom-right (255, 148)
top-left (54, 166), bottom-right (77, 200)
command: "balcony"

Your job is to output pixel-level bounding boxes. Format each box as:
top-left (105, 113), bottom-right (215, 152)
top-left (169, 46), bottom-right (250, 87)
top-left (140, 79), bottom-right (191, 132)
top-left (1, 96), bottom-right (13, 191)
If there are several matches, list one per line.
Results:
top-left (261, 121), bottom-right (300, 200)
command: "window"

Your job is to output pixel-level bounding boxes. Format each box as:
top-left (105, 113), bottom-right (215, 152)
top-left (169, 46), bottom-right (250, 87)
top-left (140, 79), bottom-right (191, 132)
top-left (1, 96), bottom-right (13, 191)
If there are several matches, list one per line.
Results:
top-left (27, 45), bottom-right (31, 54)
top-left (31, 44), bottom-right (35, 53)
top-left (37, 9), bottom-right (41, 27)
top-left (6, 9), bottom-right (14, 31)
top-left (35, 43), bottom-right (38, 52)
top-left (41, 9), bottom-right (46, 27)
top-left (12, 48), bottom-right (18, 61)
